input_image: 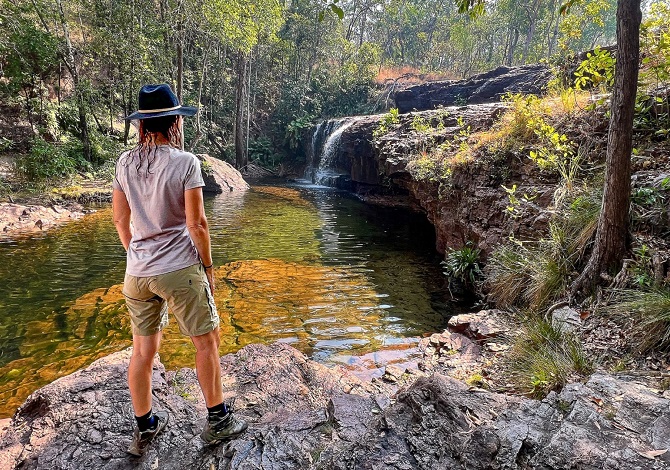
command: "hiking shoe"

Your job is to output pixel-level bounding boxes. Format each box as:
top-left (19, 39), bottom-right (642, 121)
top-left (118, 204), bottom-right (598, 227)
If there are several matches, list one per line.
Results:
top-left (200, 411), bottom-right (248, 445)
top-left (126, 410), bottom-right (169, 457)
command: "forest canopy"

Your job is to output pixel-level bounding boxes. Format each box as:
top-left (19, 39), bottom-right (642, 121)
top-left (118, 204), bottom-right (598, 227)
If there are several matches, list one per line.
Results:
top-left (0, 0), bottom-right (644, 174)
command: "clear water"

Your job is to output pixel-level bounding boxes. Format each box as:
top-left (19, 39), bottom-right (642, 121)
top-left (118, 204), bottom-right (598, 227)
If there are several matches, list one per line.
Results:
top-left (0, 184), bottom-right (455, 417)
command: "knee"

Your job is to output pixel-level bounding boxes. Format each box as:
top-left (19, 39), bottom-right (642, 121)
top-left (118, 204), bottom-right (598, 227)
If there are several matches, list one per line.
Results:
top-left (193, 330), bottom-right (220, 354)
top-left (131, 346), bottom-right (158, 364)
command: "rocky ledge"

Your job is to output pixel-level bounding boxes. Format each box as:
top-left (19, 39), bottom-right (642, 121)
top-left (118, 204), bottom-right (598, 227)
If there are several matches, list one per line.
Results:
top-left (1, 342), bottom-right (669, 469)
top-left (0, 202), bottom-right (87, 236)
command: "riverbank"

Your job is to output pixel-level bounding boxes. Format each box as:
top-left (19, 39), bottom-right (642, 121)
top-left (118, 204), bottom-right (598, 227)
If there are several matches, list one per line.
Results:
top-left (0, 202), bottom-right (90, 237)
top-left (0, 153), bottom-right (249, 238)
top-left (1, 341), bottom-right (669, 469)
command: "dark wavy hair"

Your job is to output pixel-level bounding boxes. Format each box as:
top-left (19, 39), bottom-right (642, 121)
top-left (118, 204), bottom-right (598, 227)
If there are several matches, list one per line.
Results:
top-left (122, 115), bottom-right (182, 174)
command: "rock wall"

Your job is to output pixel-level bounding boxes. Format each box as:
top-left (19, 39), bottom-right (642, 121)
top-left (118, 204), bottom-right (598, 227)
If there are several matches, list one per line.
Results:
top-left (1, 343), bottom-right (669, 469)
top-left (313, 103), bottom-right (557, 255)
top-left (394, 64), bottom-right (552, 113)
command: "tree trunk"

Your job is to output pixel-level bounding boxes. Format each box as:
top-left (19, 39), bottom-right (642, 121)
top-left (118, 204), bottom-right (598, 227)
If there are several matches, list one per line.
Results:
top-left (234, 51), bottom-right (248, 169)
top-left (570, 0), bottom-right (642, 297)
top-left (521, 0), bottom-right (540, 63)
top-left (56, 0), bottom-right (92, 162)
top-left (506, 28), bottom-right (519, 66)
top-left (176, 39), bottom-right (184, 103)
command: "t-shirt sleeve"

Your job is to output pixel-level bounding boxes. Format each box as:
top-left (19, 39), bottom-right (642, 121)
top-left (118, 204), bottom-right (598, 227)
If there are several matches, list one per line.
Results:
top-left (184, 155), bottom-right (205, 190)
top-left (112, 158), bottom-right (124, 192)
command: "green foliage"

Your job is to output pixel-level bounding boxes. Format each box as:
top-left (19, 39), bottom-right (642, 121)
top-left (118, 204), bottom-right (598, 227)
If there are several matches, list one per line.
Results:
top-left (17, 138), bottom-right (85, 180)
top-left (558, 0), bottom-right (616, 54)
top-left (284, 115), bottom-right (314, 149)
top-left (528, 122), bottom-right (575, 172)
top-left (573, 46), bottom-right (616, 91)
top-left (637, 3), bottom-right (670, 135)
top-left (629, 245), bottom-right (654, 288)
top-left (441, 243), bottom-right (482, 287)
top-left (248, 137), bottom-right (277, 167)
top-left (488, 184), bottom-right (601, 312)
top-left (201, 160), bottom-right (214, 177)
top-left (410, 114), bottom-right (431, 134)
top-left (373, 108), bottom-right (400, 138)
top-left (0, 16), bottom-right (59, 95)
top-left (505, 317), bottom-right (593, 398)
top-left (503, 184), bottom-right (537, 217)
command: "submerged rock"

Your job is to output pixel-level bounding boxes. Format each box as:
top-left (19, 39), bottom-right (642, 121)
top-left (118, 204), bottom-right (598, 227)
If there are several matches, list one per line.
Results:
top-left (1, 343), bottom-right (669, 469)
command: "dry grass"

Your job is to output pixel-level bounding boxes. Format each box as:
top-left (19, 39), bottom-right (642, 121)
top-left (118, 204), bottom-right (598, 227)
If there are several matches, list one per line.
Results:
top-left (374, 66), bottom-right (456, 85)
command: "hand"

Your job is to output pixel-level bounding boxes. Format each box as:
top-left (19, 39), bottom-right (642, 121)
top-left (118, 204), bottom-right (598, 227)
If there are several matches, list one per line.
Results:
top-left (205, 267), bottom-right (216, 293)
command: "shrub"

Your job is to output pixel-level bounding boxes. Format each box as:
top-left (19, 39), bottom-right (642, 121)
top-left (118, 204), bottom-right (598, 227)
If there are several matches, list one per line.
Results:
top-left (373, 108), bottom-right (400, 138)
top-left (487, 235), bottom-right (570, 312)
top-left (17, 138), bottom-right (82, 180)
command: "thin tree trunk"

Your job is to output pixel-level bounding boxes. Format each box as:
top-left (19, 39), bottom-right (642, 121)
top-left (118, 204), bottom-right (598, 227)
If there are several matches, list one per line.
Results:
top-left (56, 0), bottom-right (92, 162)
top-left (176, 40), bottom-right (184, 102)
top-left (521, 0), bottom-right (540, 63)
top-left (246, 49), bottom-right (252, 163)
top-left (190, 44), bottom-right (210, 152)
top-left (234, 51), bottom-right (247, 169)
top-left (571, 0), bottom-right (642, 297)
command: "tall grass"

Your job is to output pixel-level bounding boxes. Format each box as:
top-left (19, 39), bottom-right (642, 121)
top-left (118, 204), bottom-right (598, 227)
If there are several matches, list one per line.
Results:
top-left (505, 317), bottom-right (593, 398)
top-left (606, 289), bottom-right (670, 352)
top-left (487, 186), bottom-right (601, 312)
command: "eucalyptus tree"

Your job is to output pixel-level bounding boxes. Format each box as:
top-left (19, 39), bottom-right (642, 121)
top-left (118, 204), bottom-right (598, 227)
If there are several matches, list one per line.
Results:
top-left (200, 0), bottom-right (283, 168)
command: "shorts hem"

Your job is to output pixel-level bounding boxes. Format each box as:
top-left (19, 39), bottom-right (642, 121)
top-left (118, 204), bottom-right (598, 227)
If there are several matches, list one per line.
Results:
top-left (183, 321), bottom-right (220, 337)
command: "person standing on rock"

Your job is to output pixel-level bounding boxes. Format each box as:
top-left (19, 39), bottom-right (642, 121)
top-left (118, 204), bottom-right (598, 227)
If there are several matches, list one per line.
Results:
top-left (112, 84), bottom-right (247, 457)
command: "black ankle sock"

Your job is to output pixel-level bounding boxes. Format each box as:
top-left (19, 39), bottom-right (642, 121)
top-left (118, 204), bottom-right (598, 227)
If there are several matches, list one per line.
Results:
top-left (207, 402), bottom-right (229, 418)
top-left (135, 409), bottom-right (157, 432)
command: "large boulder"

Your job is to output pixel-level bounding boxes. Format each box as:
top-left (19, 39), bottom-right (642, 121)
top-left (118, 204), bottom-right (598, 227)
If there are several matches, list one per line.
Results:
top-left (394, 64), bottom-right (553, 113)
top-left (196, 154), bottom-right (249, 194)
top-left (0, 343), bottom-right (378, 470)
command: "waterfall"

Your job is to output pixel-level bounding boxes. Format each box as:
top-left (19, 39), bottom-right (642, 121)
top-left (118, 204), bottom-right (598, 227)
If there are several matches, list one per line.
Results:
top-left (304, 117), bottom-right (358, 186)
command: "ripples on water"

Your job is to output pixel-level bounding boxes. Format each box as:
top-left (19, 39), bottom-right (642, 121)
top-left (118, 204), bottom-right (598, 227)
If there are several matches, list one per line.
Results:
top-left (0, 184), bottom-right (456, 417)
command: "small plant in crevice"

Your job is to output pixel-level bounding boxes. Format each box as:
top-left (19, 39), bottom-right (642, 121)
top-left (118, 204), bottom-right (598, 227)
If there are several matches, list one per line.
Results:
top-left (505, 317), bottom-right (593, 398)
top-left (373, 107), bottom-right (400, 138)
top-left (629, 244), bottom-right (655, 288)
top-left (442, 243), bottom-right (482, 297)
top-left (201, 160), bottom-right (214, 177)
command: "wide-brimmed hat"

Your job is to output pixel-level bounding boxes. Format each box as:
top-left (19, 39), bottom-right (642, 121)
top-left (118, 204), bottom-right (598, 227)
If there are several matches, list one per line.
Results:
top-left (125, 84), bottom-right (197, 121)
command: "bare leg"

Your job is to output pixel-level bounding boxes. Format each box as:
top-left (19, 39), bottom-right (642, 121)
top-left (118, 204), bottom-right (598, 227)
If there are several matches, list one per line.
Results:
top-left (191, 327), bottom-right (223, 407)
top-left (128, 332), bottom-right (162, 416)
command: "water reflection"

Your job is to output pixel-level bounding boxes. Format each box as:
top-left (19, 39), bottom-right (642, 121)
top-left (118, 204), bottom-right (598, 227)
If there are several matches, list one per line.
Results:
top-left (0, 185), bottom-right (454, 417)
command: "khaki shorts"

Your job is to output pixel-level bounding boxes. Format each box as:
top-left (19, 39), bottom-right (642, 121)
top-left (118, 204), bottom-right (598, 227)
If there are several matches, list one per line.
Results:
top-left (122, 263), bottom-right (219, 337)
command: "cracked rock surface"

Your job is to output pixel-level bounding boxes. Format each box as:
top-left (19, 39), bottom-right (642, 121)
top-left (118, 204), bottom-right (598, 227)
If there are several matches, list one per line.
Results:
top-left (1, 343), bottom-right (669, 469)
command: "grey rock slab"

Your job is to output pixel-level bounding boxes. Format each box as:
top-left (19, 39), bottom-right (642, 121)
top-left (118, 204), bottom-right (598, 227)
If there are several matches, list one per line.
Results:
top-left (3, 344), bottom-right (670, 469)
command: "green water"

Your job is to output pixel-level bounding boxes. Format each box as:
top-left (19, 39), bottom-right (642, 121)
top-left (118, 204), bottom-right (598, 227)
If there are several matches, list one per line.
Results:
top-left (0, 184), bottom-right (455, 417)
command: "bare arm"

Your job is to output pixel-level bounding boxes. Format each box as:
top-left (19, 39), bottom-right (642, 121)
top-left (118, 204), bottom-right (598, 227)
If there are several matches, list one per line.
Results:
top-left (112, 188), bottom-right (132, 251)
top-left (185, 187), bottom-right (215, 291)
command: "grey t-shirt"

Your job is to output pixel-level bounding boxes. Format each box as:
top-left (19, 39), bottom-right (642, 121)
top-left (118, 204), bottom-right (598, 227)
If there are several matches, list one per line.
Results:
top-left (113, 146), bottom-right (205, 277)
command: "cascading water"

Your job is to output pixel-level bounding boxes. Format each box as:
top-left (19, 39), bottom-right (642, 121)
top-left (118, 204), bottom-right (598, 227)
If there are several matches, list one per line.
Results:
top-left (304, 117), bottom-right (360, 186)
